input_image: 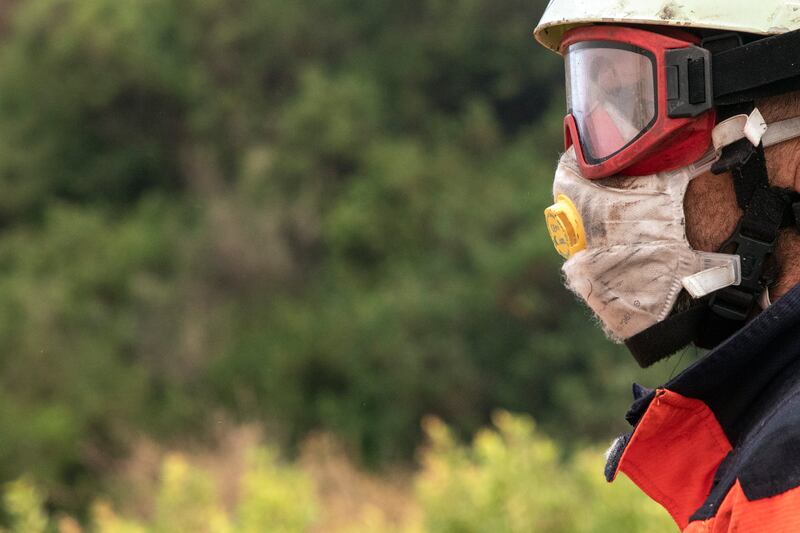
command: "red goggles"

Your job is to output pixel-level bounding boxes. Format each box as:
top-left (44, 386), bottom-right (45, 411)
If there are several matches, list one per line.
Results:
top-left (560, 26), bottom-right (716, 179)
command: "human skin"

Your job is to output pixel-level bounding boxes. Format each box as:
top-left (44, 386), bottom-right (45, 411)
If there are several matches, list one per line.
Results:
top-left (684, 93), bottom-right (800, 302)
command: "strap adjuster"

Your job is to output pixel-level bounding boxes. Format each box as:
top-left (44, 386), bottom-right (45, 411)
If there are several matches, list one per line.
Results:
top-left (709, 220), bottom-right (776, 321)
top-left (709, 286), bottom-right (757, 322)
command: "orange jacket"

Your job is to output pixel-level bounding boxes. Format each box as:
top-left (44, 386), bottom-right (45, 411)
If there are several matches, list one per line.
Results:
top-left (605, 284), bottom-right (800, 532)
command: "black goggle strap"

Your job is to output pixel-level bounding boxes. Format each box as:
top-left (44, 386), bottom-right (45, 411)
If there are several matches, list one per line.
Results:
top-left (713, 29), bottom-right (800, 105)
top-left (667, 30), bottom-right (800, 117)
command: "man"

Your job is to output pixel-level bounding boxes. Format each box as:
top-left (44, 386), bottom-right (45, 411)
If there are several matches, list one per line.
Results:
top-left (536, 2), bottom-right (800, 531)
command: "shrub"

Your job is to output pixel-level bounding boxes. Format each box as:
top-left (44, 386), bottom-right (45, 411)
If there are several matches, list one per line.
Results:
top-left (0, 0), bottom-right (691, 514)
top-left (415, 412), bottom-right (675, 533)
top-left (0, 414), bottom-right (675, 533)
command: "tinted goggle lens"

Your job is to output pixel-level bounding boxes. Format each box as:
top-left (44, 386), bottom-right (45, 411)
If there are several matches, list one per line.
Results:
top-left (565, 43), bottom-right (657, 163)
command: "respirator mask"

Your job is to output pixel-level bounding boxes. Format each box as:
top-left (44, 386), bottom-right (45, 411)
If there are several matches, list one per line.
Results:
top-left (545, 25), bottom-right (800, 366)
top-left (548, 146), bottom-right (737, 342)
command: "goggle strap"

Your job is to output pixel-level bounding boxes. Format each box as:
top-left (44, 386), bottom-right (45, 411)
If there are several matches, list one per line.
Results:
top-left (713, 29), bottom-right (800, 103)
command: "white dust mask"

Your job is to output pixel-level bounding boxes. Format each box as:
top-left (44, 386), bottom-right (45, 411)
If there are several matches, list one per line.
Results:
top-left (546, 108), bottom-right (800, 342)
top-left (547, 147), bottom-right (740, 342)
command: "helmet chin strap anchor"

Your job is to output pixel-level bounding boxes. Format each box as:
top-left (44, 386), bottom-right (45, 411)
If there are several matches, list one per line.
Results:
top-left (698, 107), bottom-right (800, 348)
top-left (625, 108), bottom-right (800, 367)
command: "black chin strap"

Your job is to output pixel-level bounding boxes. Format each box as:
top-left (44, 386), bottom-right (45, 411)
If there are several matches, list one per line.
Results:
top-left (622, 32), bottom-right (800, 366)
top-left (625, 303), bottom-right (708, 368)
top-left (698, 129), bottom-right (800, 349)
top-left (626, 104), bottom-right (800, 367)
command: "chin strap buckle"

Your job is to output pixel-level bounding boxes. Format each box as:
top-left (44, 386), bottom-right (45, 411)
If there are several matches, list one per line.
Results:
top-left (708, 220), bottom-right (777, 321)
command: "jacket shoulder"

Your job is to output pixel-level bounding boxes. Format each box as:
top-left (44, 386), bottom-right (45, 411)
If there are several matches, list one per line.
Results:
top-left (687, 480), bottom-right (800, 533)
top-left (686, 392), bottom-right (800, 531)
top-left (736, 390), bottom-right (800, 500)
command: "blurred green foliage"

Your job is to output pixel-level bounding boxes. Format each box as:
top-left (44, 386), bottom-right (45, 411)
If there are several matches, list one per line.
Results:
top-left (1, 413), bottom-right (674, 532)
top-left (0, 0), bottom-right (691, 517)
top-left (3, 447), bottom-right (317, 532)
top-left (416, 413), bottom-right (674, 533)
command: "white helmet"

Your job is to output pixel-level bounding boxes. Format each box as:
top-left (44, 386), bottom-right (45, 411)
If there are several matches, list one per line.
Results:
top-left (535, 0), bottom-right (800, 52)
top-left (534, 1), bottom-right (800, 363)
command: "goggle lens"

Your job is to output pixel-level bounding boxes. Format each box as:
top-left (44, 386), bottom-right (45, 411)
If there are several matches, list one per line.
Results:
top-left (565, 43), bottom-right (657, 162)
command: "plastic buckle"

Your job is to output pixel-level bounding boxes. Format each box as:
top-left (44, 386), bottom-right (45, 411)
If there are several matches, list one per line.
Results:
top-left (665, 46), bottom-right (713, 118)
top-left (711, 138), bottom-right (756, 175)
top-left (708, 220), bottom-right (776, 321)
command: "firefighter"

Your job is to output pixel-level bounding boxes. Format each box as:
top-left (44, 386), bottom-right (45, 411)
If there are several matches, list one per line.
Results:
top-left (536, 2), bottom-right (800, 530)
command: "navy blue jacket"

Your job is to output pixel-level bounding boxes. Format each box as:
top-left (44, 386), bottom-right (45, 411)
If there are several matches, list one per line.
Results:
top-left (605, 283), bottom-right (800, 531)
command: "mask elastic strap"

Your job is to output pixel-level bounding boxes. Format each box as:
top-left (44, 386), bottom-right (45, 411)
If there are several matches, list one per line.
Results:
top-left (763, 117), bottom-right (800, 148)
top-left (685, 110), bottom-right (800, 185)
top-left (711, 108), bottom-right (767, 151)
top-left (759, 285), bottom-right (772, 310)
top-left (711, 108), bottom-right (800, 153)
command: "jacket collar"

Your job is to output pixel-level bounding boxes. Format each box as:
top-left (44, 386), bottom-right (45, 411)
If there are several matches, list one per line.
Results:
top-left (604, 283), bottom-right (800, 528)
top-left (627, 281), bottom-right (800, 439)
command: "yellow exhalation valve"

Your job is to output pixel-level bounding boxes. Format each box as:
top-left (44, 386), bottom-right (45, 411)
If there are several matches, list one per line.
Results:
top-left (544, 194), bottom-right (586, 259)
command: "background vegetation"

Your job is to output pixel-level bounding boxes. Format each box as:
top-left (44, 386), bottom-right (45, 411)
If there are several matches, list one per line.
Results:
top-left (2, 413), bottom-right (674, 533)
top-left (0, 0), bottom-right (690, 529)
